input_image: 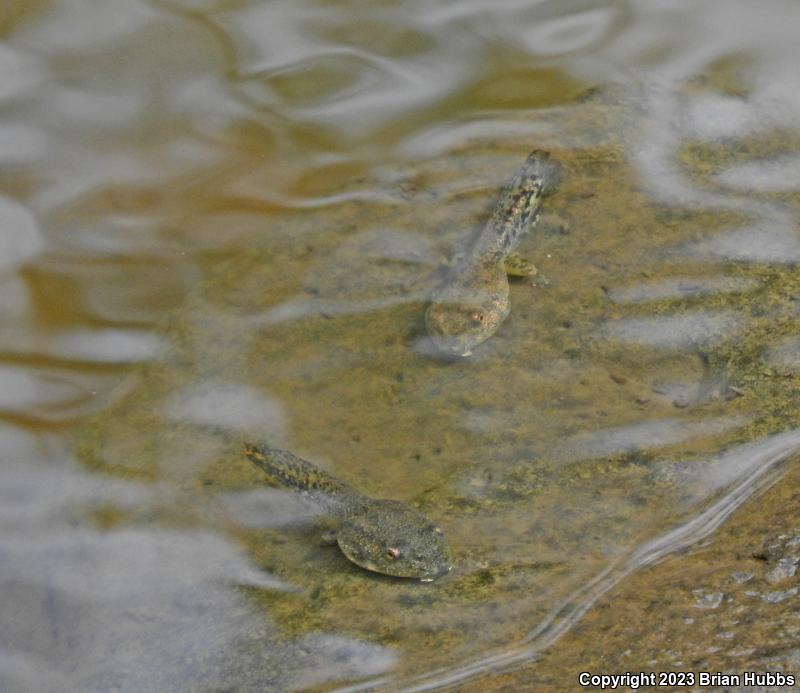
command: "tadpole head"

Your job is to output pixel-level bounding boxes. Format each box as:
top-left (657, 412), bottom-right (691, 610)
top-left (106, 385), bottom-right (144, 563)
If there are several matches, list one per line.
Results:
top-left (336, 500), bottom-right (452, 581)
top-left (520, 150), bottom-right (563, 197)
top-left (424, 294), bottom-right (509, 359)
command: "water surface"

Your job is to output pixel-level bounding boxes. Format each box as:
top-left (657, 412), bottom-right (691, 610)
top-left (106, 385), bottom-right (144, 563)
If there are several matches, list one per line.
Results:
top-left (2, 1), bottom-right (800, 691)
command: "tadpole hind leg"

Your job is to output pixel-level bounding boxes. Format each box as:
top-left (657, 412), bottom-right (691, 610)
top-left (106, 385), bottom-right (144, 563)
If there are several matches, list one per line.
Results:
top-left (504, 252), bottom-right (537, 278)
top-left (319, 530), bottom-right (338, 546)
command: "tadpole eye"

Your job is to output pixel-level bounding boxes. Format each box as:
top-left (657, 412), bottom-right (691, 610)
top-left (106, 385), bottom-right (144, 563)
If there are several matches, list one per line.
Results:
top-left (386, 547), bottom-right (401, 560)
top-left (470, 311), bottom-right (484, 325)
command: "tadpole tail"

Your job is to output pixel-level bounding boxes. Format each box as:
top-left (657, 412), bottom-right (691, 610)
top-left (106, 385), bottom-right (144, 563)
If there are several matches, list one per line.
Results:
top-left (180, 421), bottom-right (356, 506)
top-left (244, 442), bottom-right (355, 500)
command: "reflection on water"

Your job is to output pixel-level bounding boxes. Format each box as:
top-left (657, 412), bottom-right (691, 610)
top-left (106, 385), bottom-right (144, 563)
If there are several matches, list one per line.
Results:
top-left (603, 310), bottom-right (742, 349)
top-left (687, 221), bottom-right (800, 264)
top-left (0, 194), bottom-right (42, 273)
top-left (606, 275), bottom-right (757, 304)
top-left (164, 380), bottom-right (288, 437)
top-left (0, 424), bottom-right (400, 692)
top-left (2, 0), bottom-right (800, 690)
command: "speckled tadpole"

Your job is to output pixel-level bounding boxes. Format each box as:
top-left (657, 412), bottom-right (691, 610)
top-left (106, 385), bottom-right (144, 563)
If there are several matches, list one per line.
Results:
top-left (245, 443), bottom-right (452, 581)
top-left (425, 149), bottom-right (563, 357)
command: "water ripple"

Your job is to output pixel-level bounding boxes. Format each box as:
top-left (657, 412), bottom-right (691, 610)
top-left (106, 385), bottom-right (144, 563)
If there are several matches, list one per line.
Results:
top-left (0, 196), bottom-right (43, 275)
top-left (687, 222), bottom-right (800, 265)
top-left (719, 155), bottom-right (800, 193)
top-left (555, 416), bottom-right (745, 462)
top-left (0, 124), bottom-right (47, 167)
top-left (222, 2), bottom-right (469, 134)
top-left (399, 117), bottom-right (558, 158)
top-left (0, 367), bottom-right (85, 413)
top-left (381, 429), bottom-right (800, 693)
top-left (164, 380), bottom-right (288, 440)
top-left (763, 336), bottom-right (800, 373)
top-left (11, 0), bottom-right (158, 52)
top-left (50, 329), bottom-right (167, 363)
top-left (0, 42), bottom-right (44, 101)
top-left (606, 276), bottom-right (757, 304)
top-left (602, 310), bottom-right (742, 348)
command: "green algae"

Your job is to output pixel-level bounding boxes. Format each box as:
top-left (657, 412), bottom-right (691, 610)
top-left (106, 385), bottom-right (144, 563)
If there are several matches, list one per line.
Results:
top-left (73, 74), bottom-right (800, 687)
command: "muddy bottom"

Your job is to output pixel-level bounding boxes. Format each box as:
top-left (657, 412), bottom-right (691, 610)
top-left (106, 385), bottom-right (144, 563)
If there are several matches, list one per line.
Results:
top-left (461, 455), bottom-right (800, 691)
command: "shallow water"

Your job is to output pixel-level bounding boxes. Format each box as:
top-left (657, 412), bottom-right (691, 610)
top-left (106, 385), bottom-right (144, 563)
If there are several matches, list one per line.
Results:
top-left (2, 1), bottom-right (800, 691)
